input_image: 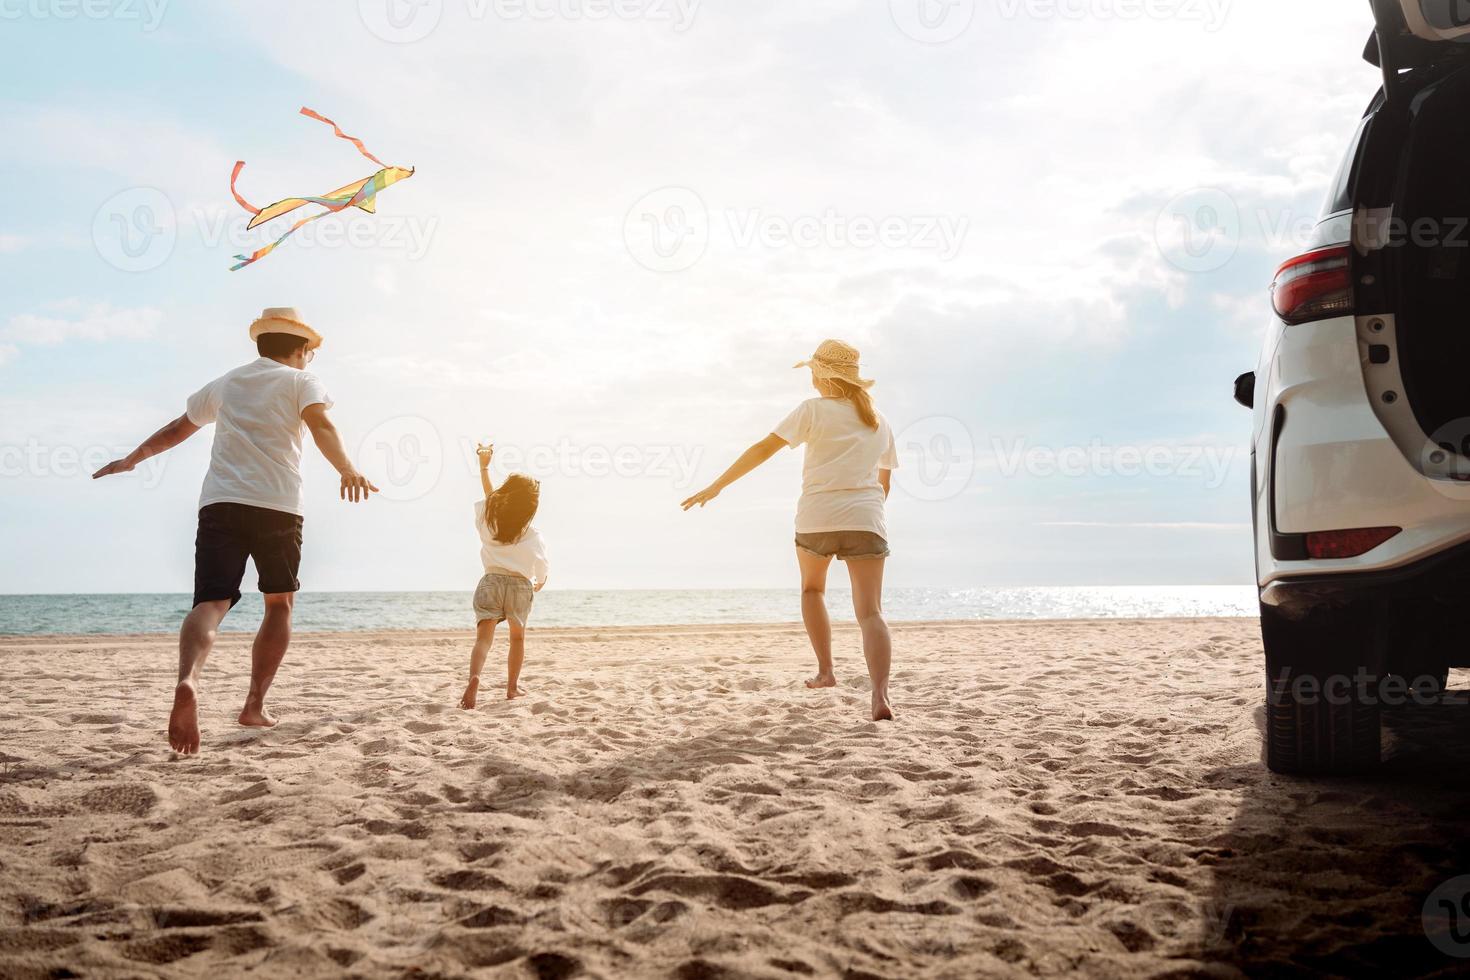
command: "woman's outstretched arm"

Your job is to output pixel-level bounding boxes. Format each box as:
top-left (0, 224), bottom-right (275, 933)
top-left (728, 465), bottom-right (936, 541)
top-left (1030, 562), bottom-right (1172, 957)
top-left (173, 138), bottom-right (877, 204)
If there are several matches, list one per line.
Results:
top-left (681, 433), bottom-right (787, 510)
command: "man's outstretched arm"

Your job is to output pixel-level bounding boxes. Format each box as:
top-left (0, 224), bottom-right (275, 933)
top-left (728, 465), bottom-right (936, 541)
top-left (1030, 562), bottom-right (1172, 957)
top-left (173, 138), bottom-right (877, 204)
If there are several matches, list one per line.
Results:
top-left (301, 403), bottom-right (379, 503)
top-left (92, 414), bottom-right (201, 479)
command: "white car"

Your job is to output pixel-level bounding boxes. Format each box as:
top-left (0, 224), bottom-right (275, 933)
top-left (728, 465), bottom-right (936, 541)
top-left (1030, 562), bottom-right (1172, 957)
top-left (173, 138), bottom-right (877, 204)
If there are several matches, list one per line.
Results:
top-left (1242, 0), bottom-right (1470, 774)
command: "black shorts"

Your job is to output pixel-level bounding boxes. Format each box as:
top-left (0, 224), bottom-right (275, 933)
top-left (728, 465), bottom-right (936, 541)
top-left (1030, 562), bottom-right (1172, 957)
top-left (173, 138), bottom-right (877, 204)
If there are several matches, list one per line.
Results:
top-left (193, 503), bottom-right (304, 608)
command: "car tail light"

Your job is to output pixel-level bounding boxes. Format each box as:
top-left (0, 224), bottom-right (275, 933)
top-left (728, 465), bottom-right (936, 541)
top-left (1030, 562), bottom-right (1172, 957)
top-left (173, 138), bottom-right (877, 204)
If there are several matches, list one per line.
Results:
top-left (1304, 526), bottom-right (1401, 560)
top-left (1271, 246), bottom-right (1354, 325)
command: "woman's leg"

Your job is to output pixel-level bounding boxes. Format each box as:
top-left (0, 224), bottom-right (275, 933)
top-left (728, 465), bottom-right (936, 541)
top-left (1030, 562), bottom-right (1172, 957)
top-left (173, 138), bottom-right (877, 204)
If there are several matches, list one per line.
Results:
top-left (506, 621), bottom-right (526, 700)
top-left (460, 619), bottom-right (497, 709)
top-left (797, 548), bottom-right (836, 688)
top-left (846, 557), bottom-right (893, 721)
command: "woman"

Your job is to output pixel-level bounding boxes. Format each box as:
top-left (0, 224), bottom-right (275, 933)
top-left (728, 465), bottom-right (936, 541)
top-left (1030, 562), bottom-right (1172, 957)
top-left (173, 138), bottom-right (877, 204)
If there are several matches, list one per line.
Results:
top-left (682, 340), bottom-right (899, 721)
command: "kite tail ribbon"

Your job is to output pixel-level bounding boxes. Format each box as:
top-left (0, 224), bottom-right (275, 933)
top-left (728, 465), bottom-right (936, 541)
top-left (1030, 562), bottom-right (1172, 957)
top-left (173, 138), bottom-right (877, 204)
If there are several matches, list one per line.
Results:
top-left (299, 106), bottom-right (388, 168)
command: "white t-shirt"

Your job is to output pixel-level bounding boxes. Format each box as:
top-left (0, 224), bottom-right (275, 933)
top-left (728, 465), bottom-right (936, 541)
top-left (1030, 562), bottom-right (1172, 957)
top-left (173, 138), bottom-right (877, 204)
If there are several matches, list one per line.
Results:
top-left (773, 397), bottom-right (899, 537)
top-left (185, 358), bottom-right (333, 518)
top-left (473, 499), bottom-right (550, 585)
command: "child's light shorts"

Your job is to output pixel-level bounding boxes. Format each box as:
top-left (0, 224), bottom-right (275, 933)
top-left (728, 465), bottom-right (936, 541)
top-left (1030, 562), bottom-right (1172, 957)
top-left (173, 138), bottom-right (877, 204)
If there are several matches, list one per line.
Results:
top-left (473, 570), bottom-right (534, 626)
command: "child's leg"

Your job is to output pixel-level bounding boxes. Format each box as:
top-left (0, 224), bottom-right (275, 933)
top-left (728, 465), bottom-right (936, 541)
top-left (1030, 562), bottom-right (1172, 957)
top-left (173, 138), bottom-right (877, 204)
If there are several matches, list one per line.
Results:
top-left (796, 548), bottom-right (836, 688)
top-left (460, 619), bottom-right (498, 709)
top-left (506, 621), bottom-right (526, 699)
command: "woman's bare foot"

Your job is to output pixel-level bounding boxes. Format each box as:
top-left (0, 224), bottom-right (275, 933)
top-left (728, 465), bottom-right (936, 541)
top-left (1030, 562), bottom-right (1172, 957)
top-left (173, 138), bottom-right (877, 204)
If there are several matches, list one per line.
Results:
top-left (459, 675), bottom-right (481, 710)
top-left (872, 691), bottom-right (894, 722)
top-left (506, 685), bottom-right (524, 700)
top-left (805, 673), bottom-right (838, 689)
top-left (238, 699), bottom-right (278, 729)
top-left (169, 681), bottom-right (201, 754)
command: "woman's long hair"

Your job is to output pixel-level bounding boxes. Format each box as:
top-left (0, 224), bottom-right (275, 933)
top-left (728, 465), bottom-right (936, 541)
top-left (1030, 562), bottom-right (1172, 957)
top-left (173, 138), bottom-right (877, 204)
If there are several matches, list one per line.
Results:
top-left (817, 375), bottom-right (879, 430)
top-left (485, 473), bottom-right (540, 544)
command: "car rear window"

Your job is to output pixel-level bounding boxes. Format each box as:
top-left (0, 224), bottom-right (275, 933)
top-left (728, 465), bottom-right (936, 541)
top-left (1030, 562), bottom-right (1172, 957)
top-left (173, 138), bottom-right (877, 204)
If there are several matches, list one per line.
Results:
top-left (1322, 115), bottom-right (1370, 217)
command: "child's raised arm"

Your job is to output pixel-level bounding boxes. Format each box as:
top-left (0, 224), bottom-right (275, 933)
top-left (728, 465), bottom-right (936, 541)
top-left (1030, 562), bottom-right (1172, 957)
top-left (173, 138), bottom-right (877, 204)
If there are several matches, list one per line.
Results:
top-left (477, 443), bottom-right (495, 496)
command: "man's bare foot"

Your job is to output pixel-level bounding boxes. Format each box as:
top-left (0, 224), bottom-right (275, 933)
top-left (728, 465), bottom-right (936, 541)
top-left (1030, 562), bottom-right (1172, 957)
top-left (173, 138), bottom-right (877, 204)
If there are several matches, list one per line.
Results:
top-left (805, 673), bottom-right (838, 689)
top-left (169, 681), bottom-right (200, 754)
top-left (872, 692), bottom-right (894, 722)
top-left (459, 676), bottom-right (480, 710)
top-left (237, 699), bottom-right (278, 729)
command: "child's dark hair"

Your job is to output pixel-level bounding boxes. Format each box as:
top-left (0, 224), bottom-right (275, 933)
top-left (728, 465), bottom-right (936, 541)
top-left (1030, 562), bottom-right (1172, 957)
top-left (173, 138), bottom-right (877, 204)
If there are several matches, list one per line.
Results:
top-left (486, 473), bottom-right (540, 544)
top-left (257, 332), bottom-right (309, 359)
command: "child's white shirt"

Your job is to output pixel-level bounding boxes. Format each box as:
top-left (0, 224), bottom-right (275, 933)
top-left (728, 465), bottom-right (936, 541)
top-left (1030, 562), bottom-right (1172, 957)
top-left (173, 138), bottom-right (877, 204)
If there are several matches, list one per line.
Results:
top-left (472, 499), bottom-right (550, 584)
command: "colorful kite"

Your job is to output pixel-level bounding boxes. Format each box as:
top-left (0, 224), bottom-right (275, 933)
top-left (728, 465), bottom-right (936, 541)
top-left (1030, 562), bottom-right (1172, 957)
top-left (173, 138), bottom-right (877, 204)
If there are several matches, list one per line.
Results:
top-left (228, 107), bottom-right (415, 271)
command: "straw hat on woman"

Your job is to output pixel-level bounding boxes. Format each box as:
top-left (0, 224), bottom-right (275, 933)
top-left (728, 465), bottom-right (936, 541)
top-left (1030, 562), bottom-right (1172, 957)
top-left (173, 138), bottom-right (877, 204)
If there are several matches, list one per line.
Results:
top-left (682, 340), bottom-right (899, 721)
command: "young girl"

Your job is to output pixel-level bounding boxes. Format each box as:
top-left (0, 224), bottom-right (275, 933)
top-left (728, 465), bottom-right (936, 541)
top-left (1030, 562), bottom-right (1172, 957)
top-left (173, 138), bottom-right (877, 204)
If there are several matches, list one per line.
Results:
top-left (459, 443), bottom-right (549, 708)
top-left (681, 340), bottom-right (899, 721)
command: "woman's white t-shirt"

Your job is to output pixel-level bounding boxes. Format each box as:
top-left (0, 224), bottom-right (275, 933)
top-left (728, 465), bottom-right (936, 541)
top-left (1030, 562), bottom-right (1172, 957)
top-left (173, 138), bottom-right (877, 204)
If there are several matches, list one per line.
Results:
top-left (473, 499), bottom-right (550, 585)
top-left (772, 397), bottom-right (899, 538)
top-left (185, 358), bottom-right (333, 517)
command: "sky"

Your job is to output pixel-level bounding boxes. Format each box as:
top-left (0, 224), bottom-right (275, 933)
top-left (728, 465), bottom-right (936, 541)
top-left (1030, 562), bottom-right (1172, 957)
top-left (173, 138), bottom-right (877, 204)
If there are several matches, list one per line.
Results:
top-left (0, 0), bottom-right (1385, 593)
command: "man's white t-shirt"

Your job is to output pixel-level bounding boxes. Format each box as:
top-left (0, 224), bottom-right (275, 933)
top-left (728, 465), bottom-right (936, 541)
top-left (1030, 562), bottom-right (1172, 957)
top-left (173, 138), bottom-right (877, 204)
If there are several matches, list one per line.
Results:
top-left (185, 358), bottom-right (333, 518)
top-left (773, 397), bottom-right (899, 537)
top-left (473, 499), bottom-right (550, 584)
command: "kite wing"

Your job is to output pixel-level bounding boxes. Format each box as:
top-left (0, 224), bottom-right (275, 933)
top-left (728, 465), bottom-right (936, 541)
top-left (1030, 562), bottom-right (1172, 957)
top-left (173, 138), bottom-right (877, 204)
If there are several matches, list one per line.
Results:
top-left (228, 107), bottom-right (414, 270)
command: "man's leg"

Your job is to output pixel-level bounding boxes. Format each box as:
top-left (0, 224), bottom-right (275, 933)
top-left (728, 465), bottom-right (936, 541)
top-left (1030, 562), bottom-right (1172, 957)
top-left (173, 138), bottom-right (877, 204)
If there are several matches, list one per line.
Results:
top-left (176, 505), bottom-right (249, 754)
top-left (172, 599), bottom-right (232, 754)
top-left (506, 621), bottom-right (527, 700)
top-left (240, 592), bottom-right (293, 728)
top-left (797, 548), bottom-right (837, 689)
top-left (846, 557), bottom-right (893, 721)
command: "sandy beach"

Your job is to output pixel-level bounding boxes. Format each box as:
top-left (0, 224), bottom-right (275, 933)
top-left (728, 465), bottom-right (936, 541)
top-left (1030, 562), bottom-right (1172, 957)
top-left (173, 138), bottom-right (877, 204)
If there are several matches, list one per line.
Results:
top-left (3, 618), bottom-right (1469, 978)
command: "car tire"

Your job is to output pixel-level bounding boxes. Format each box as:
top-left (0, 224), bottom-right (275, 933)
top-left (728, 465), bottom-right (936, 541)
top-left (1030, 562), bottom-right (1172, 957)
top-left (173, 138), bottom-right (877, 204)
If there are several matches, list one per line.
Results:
top-left (1261, 602), bottom-right (1382, 775)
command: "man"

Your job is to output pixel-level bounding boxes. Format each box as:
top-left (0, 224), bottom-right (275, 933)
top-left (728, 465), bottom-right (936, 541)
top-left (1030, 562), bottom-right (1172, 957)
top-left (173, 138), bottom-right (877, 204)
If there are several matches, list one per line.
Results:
top-left (93, 308), bottom-right (377, 755)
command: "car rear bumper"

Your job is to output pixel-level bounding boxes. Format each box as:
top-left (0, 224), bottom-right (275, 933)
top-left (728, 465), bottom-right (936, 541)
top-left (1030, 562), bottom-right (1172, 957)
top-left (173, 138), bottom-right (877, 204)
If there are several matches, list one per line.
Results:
top-left (1256, 313), bottom-right (1470, 588)
top-left (1261, 536), bottom-right (1470, 616)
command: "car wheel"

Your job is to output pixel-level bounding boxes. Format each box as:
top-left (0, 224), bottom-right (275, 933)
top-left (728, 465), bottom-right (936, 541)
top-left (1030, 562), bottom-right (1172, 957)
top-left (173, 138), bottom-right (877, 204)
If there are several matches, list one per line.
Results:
top-left (1261, 602), bottom-right (1382, 775)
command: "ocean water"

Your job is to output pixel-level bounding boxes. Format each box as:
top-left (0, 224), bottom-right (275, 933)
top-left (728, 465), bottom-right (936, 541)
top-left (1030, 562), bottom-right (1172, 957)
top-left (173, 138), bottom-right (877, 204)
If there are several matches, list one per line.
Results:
top-left (0, 587), bottom-right (1256, 636)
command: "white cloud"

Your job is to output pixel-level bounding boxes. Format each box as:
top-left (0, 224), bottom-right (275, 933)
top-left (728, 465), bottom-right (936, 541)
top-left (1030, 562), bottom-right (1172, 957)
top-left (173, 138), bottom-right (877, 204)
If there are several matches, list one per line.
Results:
top-left (0, 234), bottom-right (26, 254)
top-left (1, 303), bottom-right (162, 352)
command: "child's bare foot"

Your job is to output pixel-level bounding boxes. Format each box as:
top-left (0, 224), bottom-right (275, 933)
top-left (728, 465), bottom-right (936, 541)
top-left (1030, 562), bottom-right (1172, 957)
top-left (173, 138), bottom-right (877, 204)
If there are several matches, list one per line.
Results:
top-left (169, 681), bottom-right (200, 754)
top-left (459, 675), bottom-right (480, 710)
top-left (238, 697), bottom-right (278, 729)
top-left (872, 691), bottom-right (894, 722)
top-left (805, 673), bottom-right (837, 689)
